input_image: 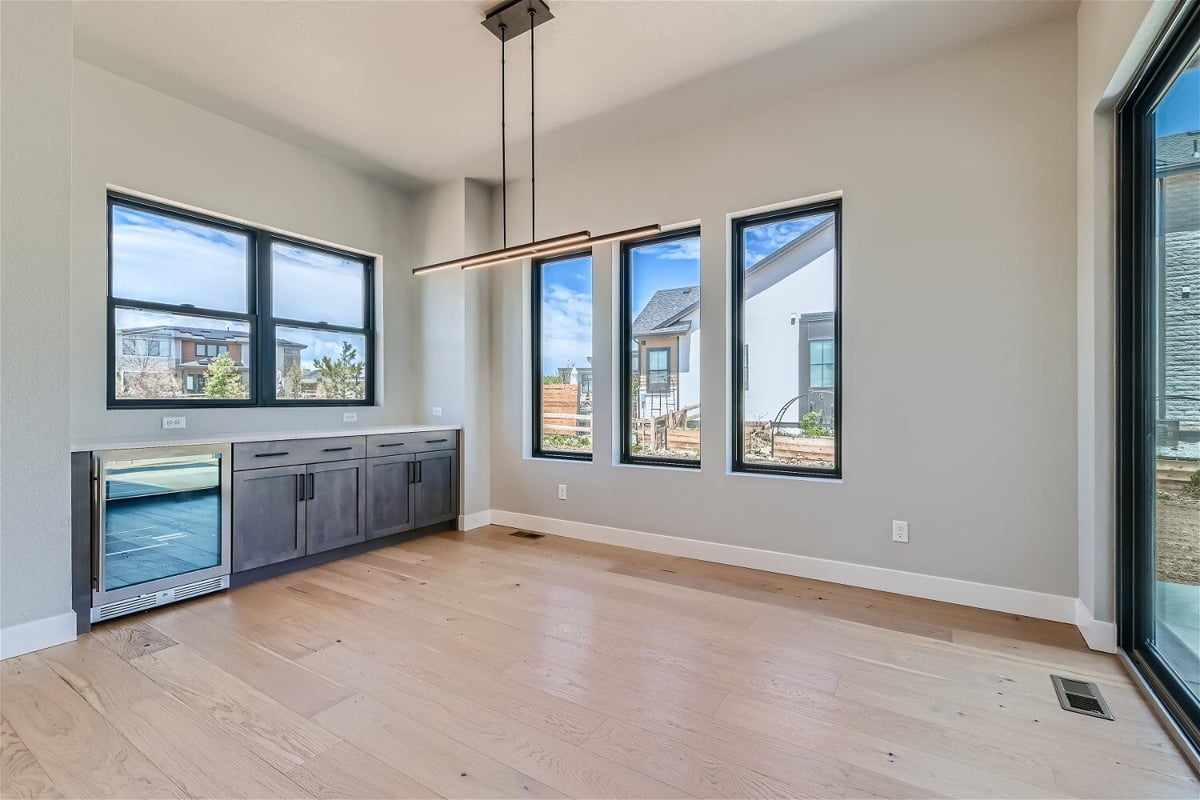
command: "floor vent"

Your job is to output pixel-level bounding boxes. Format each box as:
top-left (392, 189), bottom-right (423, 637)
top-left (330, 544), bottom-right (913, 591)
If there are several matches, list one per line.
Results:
top-left (1051, 675), bottom-right (1113, 720)
top-left (509, 530), bottom-right (546, 540)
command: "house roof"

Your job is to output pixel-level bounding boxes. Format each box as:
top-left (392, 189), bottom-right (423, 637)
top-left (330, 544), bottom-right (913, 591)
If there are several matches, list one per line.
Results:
top-left (1157, 130), bottom-right (1200, 170)
top-left (632, 286), bottom-right (699, 338)
top-left (118, 324), bottom-right (305, 348)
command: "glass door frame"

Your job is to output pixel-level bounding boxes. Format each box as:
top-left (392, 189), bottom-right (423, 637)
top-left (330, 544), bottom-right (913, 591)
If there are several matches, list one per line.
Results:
top-left (1116, 0), bottom-right (1200, 752)
top-left (92, 443), bottom-right (233, 607)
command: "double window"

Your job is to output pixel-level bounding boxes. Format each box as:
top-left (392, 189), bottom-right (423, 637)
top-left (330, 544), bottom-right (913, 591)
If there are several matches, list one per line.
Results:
top-left (532, 250), bottom-right (594, 460)
top-left (732, 199), bottom-right (842, 478)
top-left (620, 227), bottom-right (702, 467)
top-left (107, 193), bottom-right (374, 408)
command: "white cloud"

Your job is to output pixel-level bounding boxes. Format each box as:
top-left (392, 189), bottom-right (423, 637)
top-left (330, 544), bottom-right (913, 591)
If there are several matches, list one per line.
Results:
top-left (540, 283), bottom-right (592, 375)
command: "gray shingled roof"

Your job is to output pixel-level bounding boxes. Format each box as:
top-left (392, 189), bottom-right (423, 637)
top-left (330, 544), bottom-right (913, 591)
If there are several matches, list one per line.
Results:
top-left (1157, 130), bottom-right (1200, 170)
top-left (632, 286), bottom-right (699, 337)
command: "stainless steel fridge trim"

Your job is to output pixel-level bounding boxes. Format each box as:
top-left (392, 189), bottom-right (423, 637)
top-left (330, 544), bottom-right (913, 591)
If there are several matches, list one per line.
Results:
top-left (92, 443), bottom-right (233, 608)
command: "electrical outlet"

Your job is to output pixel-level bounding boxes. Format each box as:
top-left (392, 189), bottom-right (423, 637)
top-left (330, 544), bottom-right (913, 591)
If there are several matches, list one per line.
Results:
top-left (342, 412), bottom-right (358, 423)
top-left (557, 484), bottom-right (567, 500)
top-left (432, 406), bottom-right (443, 417)
top-left (892, 520), bottom-right (909, 543)
top-left (161, 416), bottom-right (186, 430)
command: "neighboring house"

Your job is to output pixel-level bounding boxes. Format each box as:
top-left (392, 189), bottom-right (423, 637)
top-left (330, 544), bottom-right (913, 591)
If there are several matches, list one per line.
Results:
top-left (116, 325), bottom-right (305, 396)
top-left (628, 215), bottom-right (838, 430)
top-left (555, 358), bottom-right (593, 408)
top-left (1158, 130), bottom-right (1200, 432)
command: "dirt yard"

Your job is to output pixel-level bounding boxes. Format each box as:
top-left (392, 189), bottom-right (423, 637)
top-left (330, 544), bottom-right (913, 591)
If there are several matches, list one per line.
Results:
top-left (1157, 491), bottom-right (1200, 585)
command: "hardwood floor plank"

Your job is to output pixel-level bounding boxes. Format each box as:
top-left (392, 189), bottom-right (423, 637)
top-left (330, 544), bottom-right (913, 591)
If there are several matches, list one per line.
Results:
top-left (142, 604), bottom-right (355, 717)
top-left (129, 642), bottom-right (340, 772)
top-left (314, 694), bottom-right (564, 799)
top-left (40, 634), bottom-right (310, 799)
top-left (285, 740), bottom-right (441, 799)
top-left (86, 619), bottom-right (177, 661)
top-left (581, 716), bottom-right (829, 799)
top-left (0, 716), bottom-right (64, 800)
top-left (0, 655), bottom-right (184, 799)
top-left (301, 644), bottom-right (691, 799)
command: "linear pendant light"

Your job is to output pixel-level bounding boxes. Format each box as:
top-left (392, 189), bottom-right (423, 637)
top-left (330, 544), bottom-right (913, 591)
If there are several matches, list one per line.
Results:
top-left (413, 0), bottom-right (659, 276)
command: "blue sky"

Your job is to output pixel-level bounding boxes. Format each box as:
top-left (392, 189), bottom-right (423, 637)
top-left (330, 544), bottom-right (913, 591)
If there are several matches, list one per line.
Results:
top-left (539, 254), bottom-right (593, 377)
top-left (743, 216), bottom-right (827, 269)
top-left (1156, 67), bottom-right (1199, 137)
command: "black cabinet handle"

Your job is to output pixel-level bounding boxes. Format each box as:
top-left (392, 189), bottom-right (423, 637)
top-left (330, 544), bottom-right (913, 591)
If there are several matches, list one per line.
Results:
top-left (406, 461), bottom-right (414, 484)
top-left (256, 451), bottom-right (289, 458)
top-left (425, 438), bottom-right (448, 444)
top-left (307, 473), bottom-right (315, 500)
top-left (378, 442), bottom-right (405, 448)
top-left (416, 461), bottom-right (423, 483)
top-left (296, 473), bottom-right (304, 502)
top-left (322, 446), bottom-right (353, 452)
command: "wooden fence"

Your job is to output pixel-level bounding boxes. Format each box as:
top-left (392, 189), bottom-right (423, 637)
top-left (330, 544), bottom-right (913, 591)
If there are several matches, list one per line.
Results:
top-left (541, 384), bottom-right (591, 437)
top-left (1157, 458), bottom-right (1199, 492)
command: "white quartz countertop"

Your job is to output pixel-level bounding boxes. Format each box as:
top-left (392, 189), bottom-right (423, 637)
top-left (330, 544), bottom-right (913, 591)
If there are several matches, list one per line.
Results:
top-left (70, 424), bottom-right (461, 453)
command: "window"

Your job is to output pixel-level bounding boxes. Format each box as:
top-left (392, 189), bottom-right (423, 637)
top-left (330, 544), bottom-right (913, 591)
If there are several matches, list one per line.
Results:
top-left (809, 339), bottom-right (835, 389)
top-left (1116, 3), bottom-right (1199, 751)
top-left (532, 251), bottom-right (593, 459)
top-left (269, 240), bottom-right (372, 402)
top-left (732, 199), bottom-right (841, 478)
top-left (107, 193), bottom-right (375, 408)
top-left (621, 228), bottom-right (702, 466)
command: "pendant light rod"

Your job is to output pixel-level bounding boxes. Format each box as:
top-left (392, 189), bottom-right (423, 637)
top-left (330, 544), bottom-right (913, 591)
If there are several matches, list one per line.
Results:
top-left (500, 22), bottom-right (507, 248)
top-left (529, 6), bottom-right (536, 242)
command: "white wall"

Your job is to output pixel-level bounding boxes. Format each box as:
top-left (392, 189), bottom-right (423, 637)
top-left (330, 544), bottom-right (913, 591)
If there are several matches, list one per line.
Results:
top-left (487, 18), bottom-right (1081, 601)
top-left (1075, 0), bottom-right (1175, 629)
top-left (0, 1), bottom-right (75, 644)
top-left (70, 61), bottom-right (416, 447)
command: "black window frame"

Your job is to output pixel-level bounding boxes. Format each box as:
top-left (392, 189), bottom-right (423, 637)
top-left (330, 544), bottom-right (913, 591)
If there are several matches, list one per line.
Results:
top-left (106, 192), bottom-right (376, 409)
top-left (262, 234), bottom-right (375, 407)
top-left (1115, 0), bottom-right (1200, 755)
top-left (531, 249), bottom-right (594, 461)
top-left (619, 226), bottom-right (703, 469)
top-left (731, 199), bottom-right (842, 479)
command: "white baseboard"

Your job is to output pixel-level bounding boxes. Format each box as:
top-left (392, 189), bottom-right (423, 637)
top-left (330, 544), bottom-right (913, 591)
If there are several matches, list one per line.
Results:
top-left (0, 612), bottom-right (76, 660)
top-left (1075, 598), bottom-right (1118, 653)
top-left (489, 510), bottom-right (1079, 627)
top-left (458, 509), bottom-right (492, 531)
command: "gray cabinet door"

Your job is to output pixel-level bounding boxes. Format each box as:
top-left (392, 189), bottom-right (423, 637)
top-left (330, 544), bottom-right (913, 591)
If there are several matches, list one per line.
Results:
top-left (232, 464), bottom-right (306, 572)
top-left (306, 459), bottom-right (366, 554)
top-left (366, 453), bottom-right (415, 539)
top-left (414, 449), bottom-right (457, 528)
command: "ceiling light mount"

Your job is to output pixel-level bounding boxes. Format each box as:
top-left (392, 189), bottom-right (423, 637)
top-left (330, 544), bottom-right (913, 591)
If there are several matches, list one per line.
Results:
top-left (414, 1), bottom-right (660, 276)
top-left (482, 0), bottom-right (553, 42)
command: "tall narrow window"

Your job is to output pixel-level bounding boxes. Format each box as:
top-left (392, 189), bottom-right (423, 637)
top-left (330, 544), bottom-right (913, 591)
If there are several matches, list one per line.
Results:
top-left (532, 251), bottom-right (593, 459)
top-left (621, 228), bottom-right (701, 466)
top-left (732, 200), bottom-right (841, 478)
top-left (267, 239), bottom-right (373, 404)
top-left (1117, 3), bottom-right (1199, 750)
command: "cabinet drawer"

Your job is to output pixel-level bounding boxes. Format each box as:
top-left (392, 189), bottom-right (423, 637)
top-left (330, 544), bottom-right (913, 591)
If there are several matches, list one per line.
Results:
top-left (367, 429), bottom-right (457, 457)
top-left (233, 436), bottom-right (366, 470)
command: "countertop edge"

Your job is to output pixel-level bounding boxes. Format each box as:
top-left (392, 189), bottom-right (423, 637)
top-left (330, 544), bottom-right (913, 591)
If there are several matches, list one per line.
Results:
top-left (71, 424), bottom-right (463, 453)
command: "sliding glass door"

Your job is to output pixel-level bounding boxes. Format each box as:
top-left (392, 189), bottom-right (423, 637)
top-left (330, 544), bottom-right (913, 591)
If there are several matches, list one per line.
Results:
top-left (1117, 1), bottom-right (1200, 751)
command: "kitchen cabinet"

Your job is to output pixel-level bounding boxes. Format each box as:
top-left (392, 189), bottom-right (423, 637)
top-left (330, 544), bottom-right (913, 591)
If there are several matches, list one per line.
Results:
top-left (232, 464), bottom-right (307, 571)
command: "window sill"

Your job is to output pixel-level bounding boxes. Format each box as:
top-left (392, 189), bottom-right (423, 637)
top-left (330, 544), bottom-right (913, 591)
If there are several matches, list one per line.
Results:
top-left (614, 460), bottom-right (700, 473)
top-left (726, 468), bottom-right (842, 484)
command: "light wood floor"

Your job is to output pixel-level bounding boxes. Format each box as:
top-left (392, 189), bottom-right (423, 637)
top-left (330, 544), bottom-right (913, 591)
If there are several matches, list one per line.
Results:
top-left (2, 525), bottom-right (1197, 799)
